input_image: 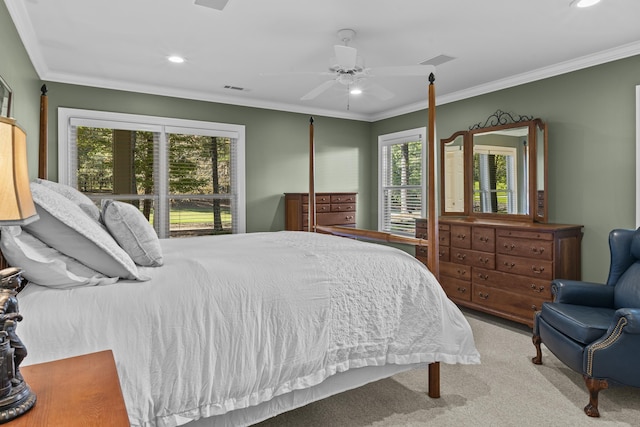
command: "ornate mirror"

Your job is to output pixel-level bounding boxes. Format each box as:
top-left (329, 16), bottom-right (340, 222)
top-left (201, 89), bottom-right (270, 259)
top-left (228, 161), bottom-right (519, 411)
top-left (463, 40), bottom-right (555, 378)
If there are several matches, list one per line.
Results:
top-left (0, 75), bottom-right (12, 118)
top-left (440, 110), bottom-right (548, 222)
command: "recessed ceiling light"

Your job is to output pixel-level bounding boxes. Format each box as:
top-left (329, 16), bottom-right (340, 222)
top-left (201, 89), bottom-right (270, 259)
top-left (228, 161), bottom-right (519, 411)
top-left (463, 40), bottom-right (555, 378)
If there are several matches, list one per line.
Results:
top-left (350, 88), bottom-right (362, 95)
top-left (167, 56), bottom-right (185, 64)
top-left (570, 0), bottom-right (601, 8)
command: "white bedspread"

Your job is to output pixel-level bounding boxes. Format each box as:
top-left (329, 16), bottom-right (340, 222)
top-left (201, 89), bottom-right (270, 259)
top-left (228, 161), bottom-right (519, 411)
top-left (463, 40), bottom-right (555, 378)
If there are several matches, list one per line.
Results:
top-left (17, 231), bottom-right (479, 427)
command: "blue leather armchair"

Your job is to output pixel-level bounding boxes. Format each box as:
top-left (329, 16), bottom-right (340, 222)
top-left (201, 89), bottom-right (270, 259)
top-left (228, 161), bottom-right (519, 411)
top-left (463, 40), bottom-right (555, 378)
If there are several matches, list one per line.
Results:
top-left (532, 228), bottom-right (640, 417)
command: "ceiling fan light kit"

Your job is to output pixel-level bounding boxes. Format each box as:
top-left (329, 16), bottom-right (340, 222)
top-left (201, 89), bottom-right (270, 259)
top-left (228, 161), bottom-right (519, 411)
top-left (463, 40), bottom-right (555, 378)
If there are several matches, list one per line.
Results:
top-left (570, 0), bottom-right (601, 8)
top-left (299, 28), bottom-right (435, 105)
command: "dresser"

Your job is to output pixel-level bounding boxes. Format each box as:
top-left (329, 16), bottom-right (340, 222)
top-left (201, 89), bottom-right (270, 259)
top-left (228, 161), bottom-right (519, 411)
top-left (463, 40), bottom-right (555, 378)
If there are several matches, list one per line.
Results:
top-left (416, 217), bottom-right (583, 327)
top-left (285, 192), bottom-right (356, 231)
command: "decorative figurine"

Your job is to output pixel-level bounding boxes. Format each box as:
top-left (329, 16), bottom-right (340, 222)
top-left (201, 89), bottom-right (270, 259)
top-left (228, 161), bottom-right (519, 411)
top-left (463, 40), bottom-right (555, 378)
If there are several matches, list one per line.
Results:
top-left (0, 268), bottom-right (36, 423)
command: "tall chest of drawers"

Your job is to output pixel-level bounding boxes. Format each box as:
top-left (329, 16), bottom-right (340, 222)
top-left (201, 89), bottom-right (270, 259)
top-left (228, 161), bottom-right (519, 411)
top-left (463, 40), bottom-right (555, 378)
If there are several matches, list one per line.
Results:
top-left (285, 192), bottom-right (356, 231)
top-left (415, 218), bottom-right (583, 327)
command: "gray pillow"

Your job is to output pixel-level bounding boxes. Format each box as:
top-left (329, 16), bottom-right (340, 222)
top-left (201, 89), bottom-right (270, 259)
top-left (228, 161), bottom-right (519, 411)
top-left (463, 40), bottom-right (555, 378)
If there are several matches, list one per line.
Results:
top-left (34, 178), bottom-right (101, 222)
top-left (24, 182), bottom-right (144, 280)
top-left (0, 226), bottom-right (119, 289)
top-left (101, 200), bottom-right (163, 267)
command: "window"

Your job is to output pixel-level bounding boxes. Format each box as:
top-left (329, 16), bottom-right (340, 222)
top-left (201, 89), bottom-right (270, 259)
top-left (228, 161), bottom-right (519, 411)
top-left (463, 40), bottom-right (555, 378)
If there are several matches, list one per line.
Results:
top-left (378, 128), bottom-right (426, 235)
top-left (58, 108), bottom-right (245, 238)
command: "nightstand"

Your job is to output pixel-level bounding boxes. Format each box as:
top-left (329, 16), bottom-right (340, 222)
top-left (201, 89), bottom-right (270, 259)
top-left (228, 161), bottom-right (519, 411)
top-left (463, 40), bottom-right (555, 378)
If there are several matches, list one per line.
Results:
top-left (10, 350), bottom-right (129, 426)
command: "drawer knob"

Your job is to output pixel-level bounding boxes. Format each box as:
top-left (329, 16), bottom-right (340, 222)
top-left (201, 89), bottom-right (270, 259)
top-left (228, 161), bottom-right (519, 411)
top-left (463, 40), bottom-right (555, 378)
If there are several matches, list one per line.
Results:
top-left (478, 257), bottom-right (489, 264)
top-left (439, 251), bottom-right (445, 258)
top-left (456, 253), bottom-right (467, 261)
top-left (503, 243), bottom-right (515, 251)
top-left (457, 234), bottom-right (466, 240)
top-left (478, 292), bottom-right (489, 300)
top-left (531, 266), bottom-right (545, 274)
top-left (457, 287), bottom-right (467, 294)
top-left (478, 273), bottom-right (489, 280)
top-left (456, 269), bottom-right (466, 276)
top-left (503, 261), bottom-right (516, 269)
top-left (530, 284), bottom-right (545, 293)
top-left (531, 305), bottom-right (539, 311)
top-left (531, 247), bottom-right (545, 255)
top-left (479, 236), bottom-right (489, 243)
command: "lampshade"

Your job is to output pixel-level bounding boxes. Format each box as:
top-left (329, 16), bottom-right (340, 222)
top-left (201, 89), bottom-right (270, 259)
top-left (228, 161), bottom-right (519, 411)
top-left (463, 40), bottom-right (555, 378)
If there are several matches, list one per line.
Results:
top-left (0, 117), bottom-right (38, 226)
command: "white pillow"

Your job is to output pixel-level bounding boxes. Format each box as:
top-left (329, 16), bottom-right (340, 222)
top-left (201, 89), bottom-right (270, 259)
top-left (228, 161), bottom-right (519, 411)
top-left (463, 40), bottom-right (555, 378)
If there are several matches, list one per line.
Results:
top-left (24, 182), bottom-right (145, 280)
top-left (34, 178), bottom-right (101, 222)
top-left (101, 200), bottom-right (163, 267)
top-left (0, 226), bottom-right (119, 289)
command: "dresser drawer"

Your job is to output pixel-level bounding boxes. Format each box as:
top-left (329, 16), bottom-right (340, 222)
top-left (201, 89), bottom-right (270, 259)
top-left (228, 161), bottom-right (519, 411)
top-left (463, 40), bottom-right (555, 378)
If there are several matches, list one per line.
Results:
top-left (441, 261), bottom-right (471, 281)
top-left (472, 227), bottom-right (495, 253)
top-left (331, 194), bottom-right (356, 204)
top-left (497, 229), bottom-right (554, 241)
top-left (496, 236), bottom-right (553, 261)
top-left (331, 203), bottom-right (355, 212)
top-left (440, 275), bottom-right (471, 302)
top-left (304, 203), bottom-right (330, 213)
top-left (316, 212), bottom-right (356, 225)
top-left (416, 245), bottom-right (450, 263)
top-left (415, 222), bottom-right (450, 240)
top-left (450, 248), bottom-right (495, 269)
top-left (450, 225), bottom-right (471, 249)
top-left (473, 267), bottom-right (552, 299)
top-left (496, 254), bottom-right (553, 280)
top-left (473, 283), bottom-right (547, 322)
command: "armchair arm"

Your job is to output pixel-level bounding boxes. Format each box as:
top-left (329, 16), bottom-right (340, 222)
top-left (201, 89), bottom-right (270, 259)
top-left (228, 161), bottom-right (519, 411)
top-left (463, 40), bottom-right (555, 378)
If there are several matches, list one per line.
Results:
top-left (552, 279), bottom-right (614, 307)
top-left (611, 308), bottom-right (640, 334)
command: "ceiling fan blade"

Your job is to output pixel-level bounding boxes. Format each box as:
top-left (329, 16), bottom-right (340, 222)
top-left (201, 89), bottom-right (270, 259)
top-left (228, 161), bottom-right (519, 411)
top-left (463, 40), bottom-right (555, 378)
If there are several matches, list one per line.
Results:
top-left (368, 64), bottom-right (436, 76)
top-left (301, 80), bottom-right (338, 100)
top-left (367, 83), bottom-right (394, 101)
top-left (334, 45), bottom-right (357, 70)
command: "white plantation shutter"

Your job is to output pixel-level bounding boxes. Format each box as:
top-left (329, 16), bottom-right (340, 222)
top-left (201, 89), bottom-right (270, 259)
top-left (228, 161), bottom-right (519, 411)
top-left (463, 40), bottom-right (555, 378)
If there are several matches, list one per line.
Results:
top-left (378, 128), bottom-right (426, 236)
top-left (59, 108), bottom-right (245, 237)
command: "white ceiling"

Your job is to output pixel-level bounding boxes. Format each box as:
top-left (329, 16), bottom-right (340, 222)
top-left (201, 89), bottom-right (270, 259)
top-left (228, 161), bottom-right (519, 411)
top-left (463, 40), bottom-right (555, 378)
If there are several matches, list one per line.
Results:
top-left (6, 0), bottom-right (640, 121)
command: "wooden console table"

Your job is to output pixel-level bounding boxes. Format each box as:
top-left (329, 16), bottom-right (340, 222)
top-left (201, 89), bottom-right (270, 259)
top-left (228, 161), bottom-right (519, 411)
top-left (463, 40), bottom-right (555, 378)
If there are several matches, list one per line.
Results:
top-left (11, 350), bottom-right (129, 426)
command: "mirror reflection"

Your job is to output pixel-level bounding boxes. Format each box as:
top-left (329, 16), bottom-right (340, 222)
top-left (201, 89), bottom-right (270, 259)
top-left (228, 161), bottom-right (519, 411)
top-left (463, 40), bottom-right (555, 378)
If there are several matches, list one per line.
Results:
top-left (472, 126), bottom-right (529, 215)
top-left (442, 133), bottom-right (466, 214)
top-left (0, 75), bottom-right (11, 118)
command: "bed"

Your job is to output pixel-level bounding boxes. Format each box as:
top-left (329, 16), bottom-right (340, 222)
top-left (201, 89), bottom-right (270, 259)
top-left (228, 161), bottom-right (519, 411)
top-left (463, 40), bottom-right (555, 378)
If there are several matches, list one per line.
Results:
top-left (0, 75), bottom-right (480, 426)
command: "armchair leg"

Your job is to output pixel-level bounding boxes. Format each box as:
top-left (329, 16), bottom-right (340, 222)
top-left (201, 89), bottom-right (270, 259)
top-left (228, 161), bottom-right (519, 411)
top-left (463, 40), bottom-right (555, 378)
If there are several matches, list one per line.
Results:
top-left (583, 376), bottom-right (608, 417)
top-left (531, 334), bottom-right (542, 365)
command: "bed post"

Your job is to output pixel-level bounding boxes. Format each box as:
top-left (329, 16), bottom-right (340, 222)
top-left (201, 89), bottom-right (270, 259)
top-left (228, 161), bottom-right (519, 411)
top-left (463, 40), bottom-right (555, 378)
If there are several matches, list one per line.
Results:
top-left (308, 116), bottom-right (316, 232)
top-left (38, 84), bottom-right (48, 179)
top-left (427, 72), bottom-right (441, 399)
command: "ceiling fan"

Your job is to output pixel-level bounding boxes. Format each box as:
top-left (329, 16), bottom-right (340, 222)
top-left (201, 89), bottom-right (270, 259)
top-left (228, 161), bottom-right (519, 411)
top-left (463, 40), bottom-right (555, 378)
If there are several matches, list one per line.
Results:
top-left (300, 29), bottom-right (435, 101)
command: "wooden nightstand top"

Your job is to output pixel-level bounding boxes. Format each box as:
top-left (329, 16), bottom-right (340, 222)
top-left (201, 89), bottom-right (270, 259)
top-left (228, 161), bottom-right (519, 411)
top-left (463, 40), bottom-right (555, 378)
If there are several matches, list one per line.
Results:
top-left (10, 350), bottom-right (129, 426)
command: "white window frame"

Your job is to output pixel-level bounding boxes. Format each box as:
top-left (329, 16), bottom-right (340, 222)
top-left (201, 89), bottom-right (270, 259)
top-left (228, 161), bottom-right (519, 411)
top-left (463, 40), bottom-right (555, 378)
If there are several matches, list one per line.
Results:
top-left (378, 127), bottom-right (427, 235)
top-left (58, 108), bottom-right (246, 234)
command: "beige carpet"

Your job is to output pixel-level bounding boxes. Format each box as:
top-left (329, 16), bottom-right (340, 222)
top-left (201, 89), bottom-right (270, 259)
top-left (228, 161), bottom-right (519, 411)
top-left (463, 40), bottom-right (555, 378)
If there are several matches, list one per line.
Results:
top-left (255, 309), bottom-right (640, 426)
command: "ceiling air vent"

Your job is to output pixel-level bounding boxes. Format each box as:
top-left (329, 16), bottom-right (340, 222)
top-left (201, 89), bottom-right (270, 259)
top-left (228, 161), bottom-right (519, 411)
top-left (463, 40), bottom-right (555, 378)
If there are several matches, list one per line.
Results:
top-left (420, 55), bottom-right (456, 67)
top-left (194, 0), bottom-right (229, 11)
top-left (223, 85), bottom-right (248, 92)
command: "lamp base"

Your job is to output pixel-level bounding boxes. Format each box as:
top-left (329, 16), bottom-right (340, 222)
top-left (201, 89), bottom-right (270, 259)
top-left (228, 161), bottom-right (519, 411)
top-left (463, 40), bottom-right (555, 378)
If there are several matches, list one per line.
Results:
top-left (0, 381), bottom-right (36, 423)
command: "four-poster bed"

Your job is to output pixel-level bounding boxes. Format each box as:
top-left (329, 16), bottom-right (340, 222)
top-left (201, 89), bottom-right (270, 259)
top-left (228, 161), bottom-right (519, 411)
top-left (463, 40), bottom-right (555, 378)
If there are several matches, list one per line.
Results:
top-left (0, 74), bottom-right (480, 427)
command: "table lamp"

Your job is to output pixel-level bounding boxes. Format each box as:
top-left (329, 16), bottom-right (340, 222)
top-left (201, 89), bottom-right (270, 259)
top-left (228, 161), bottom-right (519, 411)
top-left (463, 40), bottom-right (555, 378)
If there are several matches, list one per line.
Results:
top-left (0, 116), bottom-right (38, 421)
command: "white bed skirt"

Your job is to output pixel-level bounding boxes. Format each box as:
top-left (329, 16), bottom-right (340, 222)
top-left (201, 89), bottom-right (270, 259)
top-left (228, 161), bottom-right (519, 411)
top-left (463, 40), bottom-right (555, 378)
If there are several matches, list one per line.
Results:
top-left (184, 363), bottom-right (422, 426)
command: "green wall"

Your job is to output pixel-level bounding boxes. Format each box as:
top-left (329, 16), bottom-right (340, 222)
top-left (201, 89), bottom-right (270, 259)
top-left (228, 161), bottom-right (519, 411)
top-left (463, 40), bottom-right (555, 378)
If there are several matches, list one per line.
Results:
top-left (373, 56), bottom-right (640, 282)
top-left (0, 1), bottom-right (41, 171)
top-left (3, 2), bottom-right (640, 282)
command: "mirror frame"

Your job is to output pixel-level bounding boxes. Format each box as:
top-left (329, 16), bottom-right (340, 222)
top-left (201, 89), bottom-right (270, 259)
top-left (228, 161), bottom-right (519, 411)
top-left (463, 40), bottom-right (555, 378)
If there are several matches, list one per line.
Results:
top-left (0, 75), bottom-right (12, 118)
top-left (440, 111), bottom-right (548, 223)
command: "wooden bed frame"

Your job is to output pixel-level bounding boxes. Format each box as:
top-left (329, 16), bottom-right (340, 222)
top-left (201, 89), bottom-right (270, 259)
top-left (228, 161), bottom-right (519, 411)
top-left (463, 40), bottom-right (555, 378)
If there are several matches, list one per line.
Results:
top-left (310, 73), bottom-right (442, 398)
top-left (5, 75), bottom-right (442, 397)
